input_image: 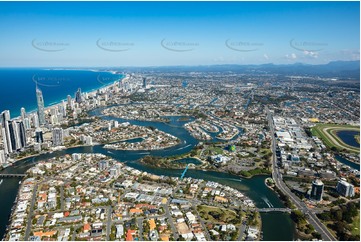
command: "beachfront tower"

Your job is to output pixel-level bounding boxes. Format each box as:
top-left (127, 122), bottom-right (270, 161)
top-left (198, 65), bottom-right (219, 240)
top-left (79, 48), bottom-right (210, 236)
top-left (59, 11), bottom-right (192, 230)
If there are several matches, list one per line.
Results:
top-left (36, 86), bottom-right (46, 125)
top-left (20, 107), bottom-right (26, 120)
top-left (75, 88), bottom-right (82, 103)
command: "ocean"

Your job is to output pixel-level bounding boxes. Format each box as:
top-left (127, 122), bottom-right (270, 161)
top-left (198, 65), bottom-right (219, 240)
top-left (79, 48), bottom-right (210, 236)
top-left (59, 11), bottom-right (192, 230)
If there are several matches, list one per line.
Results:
top-left (0, 68), bottom-right (123, 118)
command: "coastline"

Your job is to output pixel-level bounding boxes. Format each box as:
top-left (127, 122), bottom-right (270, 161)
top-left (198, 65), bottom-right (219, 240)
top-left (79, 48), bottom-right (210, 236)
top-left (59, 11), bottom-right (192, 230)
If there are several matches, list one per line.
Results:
top-left (1, 72), bottom-right (127, 169)
top-left (8, 69), bottom-right (126, 119)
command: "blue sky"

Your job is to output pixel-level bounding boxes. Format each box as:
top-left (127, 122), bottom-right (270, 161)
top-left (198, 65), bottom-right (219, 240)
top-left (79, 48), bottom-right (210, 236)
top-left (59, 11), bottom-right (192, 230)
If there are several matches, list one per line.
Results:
top-left (0, 1), bottom-right (359, 67)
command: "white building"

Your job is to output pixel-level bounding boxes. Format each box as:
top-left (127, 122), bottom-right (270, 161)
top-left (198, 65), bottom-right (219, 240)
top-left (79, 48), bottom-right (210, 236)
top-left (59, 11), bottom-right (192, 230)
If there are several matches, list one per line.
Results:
top-left (336, 179), bottom-right (355, 197)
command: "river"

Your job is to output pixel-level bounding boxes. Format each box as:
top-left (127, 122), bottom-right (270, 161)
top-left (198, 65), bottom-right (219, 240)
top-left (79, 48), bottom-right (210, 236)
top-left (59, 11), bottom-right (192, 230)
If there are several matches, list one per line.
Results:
top-left (334, 154), bottom-right (360, 171)
top-left (0, 108), bottom-right (296, 240)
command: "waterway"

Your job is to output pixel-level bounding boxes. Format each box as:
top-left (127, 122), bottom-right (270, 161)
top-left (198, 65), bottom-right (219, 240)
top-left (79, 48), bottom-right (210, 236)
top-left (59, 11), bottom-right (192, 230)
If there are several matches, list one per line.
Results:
top-left (334, 155), bottom-right (360, 171)
top-left (0, 108), bottom-right (296, 240)
top-left (336, 130), bottom-right (360, 148)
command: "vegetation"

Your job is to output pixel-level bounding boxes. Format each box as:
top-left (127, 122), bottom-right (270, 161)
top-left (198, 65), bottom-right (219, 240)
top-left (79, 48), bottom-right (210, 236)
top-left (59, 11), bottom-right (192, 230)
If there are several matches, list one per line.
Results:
top-left (317, 201), bottom-right (360, 241)
top-left (197, 205), bottom-right (242, 225)
top-left (290, 210), bottom-right (317, 236)
top-left (238, 168), bottom-right (271, 178)
top-left (273, 186), bottom-right (294, 208)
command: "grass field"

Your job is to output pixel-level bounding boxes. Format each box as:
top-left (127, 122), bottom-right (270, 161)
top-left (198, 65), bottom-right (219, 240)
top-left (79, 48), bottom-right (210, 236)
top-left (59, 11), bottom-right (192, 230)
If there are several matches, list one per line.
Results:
top-left (311, 124), bottom-right (360, 153)
top-left (205, 146), bottom-right (224, 155)
top-left (351, 213), bottom-right (360, 237)
top-left (198, 205), bottom-right (241, 224)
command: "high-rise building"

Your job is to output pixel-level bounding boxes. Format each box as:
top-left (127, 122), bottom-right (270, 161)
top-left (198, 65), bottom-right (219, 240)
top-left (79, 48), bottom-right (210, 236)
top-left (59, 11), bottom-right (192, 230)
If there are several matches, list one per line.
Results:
top-left (98, 160), bottom-right (109, 171)
top-left (8, 120), bottom-right (27, 151)
top-left (32, 113), bottom-right (40, 128)
top-left (20, 107), bottom-right (26, 120)
top-left (17, 121), bottom-right (27, 149)
top-left (23, 117), bottom-right (31, 130)
top-left (35, 128), bottom-right (44, 143)
top-left (336, 180), bottom-right (355, 197)
top-left (0, 149), bottom-right (6, 165)
top-left (52, 127), bottom-right (64, 146)
top-left (1, 110), bottom-right (12, 154)
top-left (36, 86), bottom-right (46, 125)
top-left (143, 77), bottom-right (147, 88)
top-left (67, 95), bottom-right (73, 110)
top-left (60, 102), bottom-right (67, 117)
top-left (75, 88), bottom-right (82, 103)
top-left (310, 179), bottom-right (324, 201)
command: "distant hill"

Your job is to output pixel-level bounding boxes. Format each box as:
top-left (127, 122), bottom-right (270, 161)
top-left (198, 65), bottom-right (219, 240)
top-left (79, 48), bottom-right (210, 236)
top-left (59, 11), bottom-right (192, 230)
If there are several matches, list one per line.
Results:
top-left (114, 60), bottom-right (360, 79)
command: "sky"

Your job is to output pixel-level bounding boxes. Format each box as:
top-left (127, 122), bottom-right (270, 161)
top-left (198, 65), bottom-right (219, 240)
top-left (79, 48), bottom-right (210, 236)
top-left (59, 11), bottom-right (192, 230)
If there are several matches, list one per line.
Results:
top-left (0, 1), bottom-right (359, 67)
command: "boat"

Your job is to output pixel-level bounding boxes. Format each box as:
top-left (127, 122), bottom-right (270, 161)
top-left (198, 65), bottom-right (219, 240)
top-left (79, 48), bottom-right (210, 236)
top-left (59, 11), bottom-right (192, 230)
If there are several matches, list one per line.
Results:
top-left (0, 179), bottom-right (3, 185)
top-left (18, 180), bottom-right (21, 184)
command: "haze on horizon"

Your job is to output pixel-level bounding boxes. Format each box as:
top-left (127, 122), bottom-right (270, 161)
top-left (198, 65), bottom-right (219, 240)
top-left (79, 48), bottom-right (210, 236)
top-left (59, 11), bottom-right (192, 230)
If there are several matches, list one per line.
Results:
top-left (0, 1), bottom-right (359, 67)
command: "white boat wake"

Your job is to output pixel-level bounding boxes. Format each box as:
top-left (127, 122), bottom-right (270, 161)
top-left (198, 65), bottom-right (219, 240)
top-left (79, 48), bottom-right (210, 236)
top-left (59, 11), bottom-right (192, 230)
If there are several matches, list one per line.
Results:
top-left (176, 144), bottom-right (192, 151)
top-left (138, 152), bottom-right (150, 155)
top-left (262, 197), bottom-right (273, 208)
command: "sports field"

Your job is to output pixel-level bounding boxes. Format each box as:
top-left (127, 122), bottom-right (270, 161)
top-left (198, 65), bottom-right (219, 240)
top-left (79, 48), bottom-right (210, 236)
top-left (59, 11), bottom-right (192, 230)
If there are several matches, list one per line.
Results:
top-left (311, 124), bottom-right (360, 153)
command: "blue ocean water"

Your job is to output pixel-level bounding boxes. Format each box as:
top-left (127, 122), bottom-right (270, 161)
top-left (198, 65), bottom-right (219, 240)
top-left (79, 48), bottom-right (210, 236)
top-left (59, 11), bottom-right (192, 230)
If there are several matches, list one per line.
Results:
top-left (0, 68), bottom-right (123, 118)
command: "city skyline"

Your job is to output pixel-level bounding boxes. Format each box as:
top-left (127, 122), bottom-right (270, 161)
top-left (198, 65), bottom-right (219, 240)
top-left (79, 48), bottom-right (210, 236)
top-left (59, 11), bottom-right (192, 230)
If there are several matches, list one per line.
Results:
top-left (0, 1), bottom-right (359, 67)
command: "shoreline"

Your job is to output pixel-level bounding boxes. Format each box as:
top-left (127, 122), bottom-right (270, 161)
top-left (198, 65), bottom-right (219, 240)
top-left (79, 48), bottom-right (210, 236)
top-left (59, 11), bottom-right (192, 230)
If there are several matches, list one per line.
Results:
top-left (7, 70), bottom-right (126, 119)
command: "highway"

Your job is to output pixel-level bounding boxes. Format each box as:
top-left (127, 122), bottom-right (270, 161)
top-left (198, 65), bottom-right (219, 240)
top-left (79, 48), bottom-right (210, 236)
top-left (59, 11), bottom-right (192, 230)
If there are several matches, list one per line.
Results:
top-left (266, 107), bottom-right (336, 241)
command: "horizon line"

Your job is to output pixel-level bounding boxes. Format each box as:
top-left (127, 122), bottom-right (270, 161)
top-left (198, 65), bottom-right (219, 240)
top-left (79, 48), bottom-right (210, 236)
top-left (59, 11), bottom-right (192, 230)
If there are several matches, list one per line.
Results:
top-left (0, 60), bottom-right (359, 69)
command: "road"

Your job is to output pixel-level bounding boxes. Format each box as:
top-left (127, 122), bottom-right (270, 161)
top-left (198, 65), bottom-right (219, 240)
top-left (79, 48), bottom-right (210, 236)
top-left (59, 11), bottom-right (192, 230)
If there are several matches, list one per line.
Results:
top-left (192, 203), bottom-right (211, 241)
top-left (162, 203), bottom-right (178, 240)
top-left (266, 107), bottom-right (336, 241)
top-left (106, 206), bottom-right (112, 240)
top-left (60, 186), bottom-right (64, 211)
top-left (24, 184), bottom-right (38, 240)
top-left (237, 223), bottom-right (246, 241)
top-left (136, 217), bottom-right (144, 241)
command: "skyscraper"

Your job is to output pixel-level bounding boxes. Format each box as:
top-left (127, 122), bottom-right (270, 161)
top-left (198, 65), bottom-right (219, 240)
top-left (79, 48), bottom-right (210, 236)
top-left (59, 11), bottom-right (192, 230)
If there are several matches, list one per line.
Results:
top-left (75, 88), bottom-right (82, 103)
top-left (36, 86), bottom-right (46, 125)
top-left (32, 113), bottom-right (40, 128)
top-left (143, 77), bottom-right (147, 88)
top-left (1, 110), bottom-right (12, 154)
top-left (23, 117), bottom-right (31, 130)
top-left (52, 127), bottom-right (64, 146)
top-left (0, 149), bottom-right (6, 165)
top-left (35, 128), bottom-right (44, 143)
top-left (20, 107), bottom-right (26, 120)
top-left (310, 179), bottom-right (324, 201)
top-left (17, 121), bottom-right (27, 149)
top-left (8, 120), bottom-right (27, 151)
top-left (67, 94), bottom-right (73, 110)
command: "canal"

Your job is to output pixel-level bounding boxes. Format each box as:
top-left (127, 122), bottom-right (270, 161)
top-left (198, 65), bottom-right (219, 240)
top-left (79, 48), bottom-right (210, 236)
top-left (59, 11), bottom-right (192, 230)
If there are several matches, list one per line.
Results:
top-left (0, 109), bottom-right (296, 240)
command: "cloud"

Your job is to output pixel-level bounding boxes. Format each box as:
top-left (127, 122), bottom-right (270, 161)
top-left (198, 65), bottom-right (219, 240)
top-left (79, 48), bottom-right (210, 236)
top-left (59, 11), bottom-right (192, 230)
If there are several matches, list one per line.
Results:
top-left (303, 50), bottom-right (318, 58)
top-left (285, 53), bottom-right (297, 60)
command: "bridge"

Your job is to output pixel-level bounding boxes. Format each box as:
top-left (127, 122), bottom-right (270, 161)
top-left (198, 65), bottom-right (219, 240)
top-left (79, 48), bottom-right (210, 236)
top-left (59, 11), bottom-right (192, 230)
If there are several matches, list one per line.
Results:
top-left (0, 173), bottom-right (26, 178)
top-left (257, 208), bottom-right (292, 213)
top-left (180, 164), bottom-right (189, 180)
